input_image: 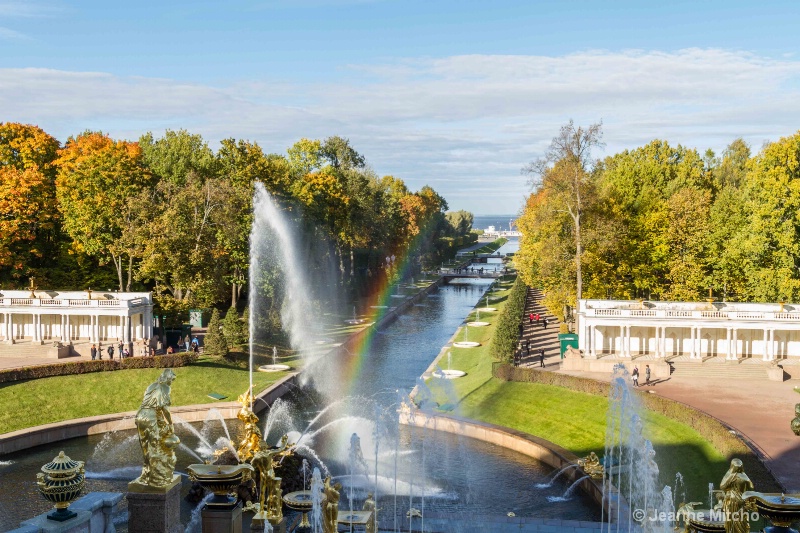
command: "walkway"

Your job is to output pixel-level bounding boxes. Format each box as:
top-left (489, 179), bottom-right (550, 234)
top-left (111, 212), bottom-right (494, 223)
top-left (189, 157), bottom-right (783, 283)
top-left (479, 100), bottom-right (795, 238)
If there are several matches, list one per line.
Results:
top-left (516, 287), bottom-right (562, 369)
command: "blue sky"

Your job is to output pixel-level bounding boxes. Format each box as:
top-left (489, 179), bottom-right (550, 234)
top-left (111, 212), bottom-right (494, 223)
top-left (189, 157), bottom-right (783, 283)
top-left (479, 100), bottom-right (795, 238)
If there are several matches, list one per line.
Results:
top-left (2, 1), bottom-right (800, 214)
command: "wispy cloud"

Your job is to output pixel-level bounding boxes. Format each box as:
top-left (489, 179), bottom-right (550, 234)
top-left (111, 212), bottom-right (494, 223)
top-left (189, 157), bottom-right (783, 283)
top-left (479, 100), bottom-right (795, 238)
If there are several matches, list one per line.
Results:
top-left (0, 1), bottom-right (61, 18)
top-left (0, 25), bottom-right (27, 40)
top-left (1, 48), bottom-right (799, 212)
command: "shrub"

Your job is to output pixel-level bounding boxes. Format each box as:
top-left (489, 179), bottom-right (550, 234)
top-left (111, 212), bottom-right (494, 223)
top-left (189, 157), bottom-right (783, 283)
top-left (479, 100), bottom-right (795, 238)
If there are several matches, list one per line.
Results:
top-left (0, 353), bottom-right (197, 384)
top-left (204, 308), bottom-right (229, 358)
top-left (489, 276), bottom-right (527, 362)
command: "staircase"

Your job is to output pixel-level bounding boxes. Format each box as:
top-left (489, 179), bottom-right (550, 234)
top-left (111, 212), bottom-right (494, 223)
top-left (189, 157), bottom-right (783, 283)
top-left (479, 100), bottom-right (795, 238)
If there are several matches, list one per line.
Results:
top-left (518, 288), bottom-right (561, 368)
top-left (668, 357), bottom-right (770, 379)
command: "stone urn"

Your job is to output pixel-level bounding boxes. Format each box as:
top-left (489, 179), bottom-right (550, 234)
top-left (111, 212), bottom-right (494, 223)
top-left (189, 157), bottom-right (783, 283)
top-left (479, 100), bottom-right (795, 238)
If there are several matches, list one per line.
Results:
top-left (744, 491), bottom-right (800, 533)
top-left (36, 451), bottom-right (85, 522)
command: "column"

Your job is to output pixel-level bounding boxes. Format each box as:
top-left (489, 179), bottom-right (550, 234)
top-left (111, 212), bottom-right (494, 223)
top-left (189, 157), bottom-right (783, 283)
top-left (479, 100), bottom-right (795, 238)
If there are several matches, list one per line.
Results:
top-left (619, 325), bottom-right (625, 357)
top-left (6, 313), bottom-right (13, 344)
top-left (763, 328), bottom-right (770, 361)
top-left (589, 325), bottom-right (596, 358)
top-left (3, 313), bottom-right (8, 342)
top-left (770, 329), bottom-right (776, 360)
top-left (625, 325), bottom-right (631, 357)
top-left (696, 327), bottom-right (703, 359)
top-left (124, 315), bottom-right (131, 344)
top-left (33, 314), bottom-right (40, 343)
top-left (65, 315), bottom-right (71, 344)
top-left (731, 328), bottom-right (737, 360)
top-left (725, 328), bottom-right (731, 360)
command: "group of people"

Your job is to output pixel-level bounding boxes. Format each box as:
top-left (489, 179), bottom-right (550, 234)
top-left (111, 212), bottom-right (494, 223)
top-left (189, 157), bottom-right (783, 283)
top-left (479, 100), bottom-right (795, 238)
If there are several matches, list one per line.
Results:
top-left (630, 364), bottom-right (652, 386)
top-left (90, 341), bottom-right (136, 360)
top-left (514, 339), bottom-right (546, 368)
top-left (528, 312), bottom-right (548, 328)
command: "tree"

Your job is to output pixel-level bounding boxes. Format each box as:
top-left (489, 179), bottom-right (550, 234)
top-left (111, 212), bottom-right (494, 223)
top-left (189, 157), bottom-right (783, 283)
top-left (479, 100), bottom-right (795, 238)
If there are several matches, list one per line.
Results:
top-left (222, 305), bottom-right (246, 347)
top-left (523, 121), bottom-right (604, 300)
top-left (320, 136), bottom-right (366, 170)
top-left (139, 129), bottom-right (217, 186)
top-left (0, 123), bottom-right (61, 283)
top-left (55, 132), bottom-right (153, 290)
top-left (203, 308), bottom-right (228, 358)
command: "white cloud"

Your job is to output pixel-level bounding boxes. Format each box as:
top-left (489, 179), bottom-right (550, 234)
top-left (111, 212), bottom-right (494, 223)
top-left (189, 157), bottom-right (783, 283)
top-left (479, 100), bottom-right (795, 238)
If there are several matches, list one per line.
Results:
top-left (1, 48), bottom-right (800, 213)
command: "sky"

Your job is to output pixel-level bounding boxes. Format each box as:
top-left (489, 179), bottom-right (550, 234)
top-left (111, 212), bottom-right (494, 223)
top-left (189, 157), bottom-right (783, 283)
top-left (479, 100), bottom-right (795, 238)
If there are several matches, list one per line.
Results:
top-left (1, 1), bottom-right (800, 214)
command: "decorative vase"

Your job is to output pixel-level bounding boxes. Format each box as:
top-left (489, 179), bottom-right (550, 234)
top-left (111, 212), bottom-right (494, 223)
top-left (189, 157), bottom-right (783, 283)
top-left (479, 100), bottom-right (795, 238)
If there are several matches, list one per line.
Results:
top-left (36, 451), bottom-right (85, 522)
top-left (186, 463), bottom-right (254, 510)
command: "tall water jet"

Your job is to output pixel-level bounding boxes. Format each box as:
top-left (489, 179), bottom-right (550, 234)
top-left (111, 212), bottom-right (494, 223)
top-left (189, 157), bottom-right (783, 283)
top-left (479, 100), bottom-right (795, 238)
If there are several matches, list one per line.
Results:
top-left (250, 183), bottom-right (317, 375)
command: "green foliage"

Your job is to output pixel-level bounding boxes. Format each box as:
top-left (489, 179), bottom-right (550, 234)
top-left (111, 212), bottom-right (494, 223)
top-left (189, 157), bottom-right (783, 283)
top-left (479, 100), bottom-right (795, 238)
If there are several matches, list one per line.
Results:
top-left (204, 308), bottom-right (229, 358)
top-left (222, 306), bottom-right (246, 346)
top-left (488, 276), bottom-right (527, 362)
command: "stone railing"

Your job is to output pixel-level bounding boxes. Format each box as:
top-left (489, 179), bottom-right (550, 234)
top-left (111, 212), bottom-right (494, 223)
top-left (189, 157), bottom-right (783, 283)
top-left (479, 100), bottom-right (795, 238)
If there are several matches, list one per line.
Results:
top-left (584, 308), bottom-right (800, 322)
top-left (0, 298), bottom-right (149, 309)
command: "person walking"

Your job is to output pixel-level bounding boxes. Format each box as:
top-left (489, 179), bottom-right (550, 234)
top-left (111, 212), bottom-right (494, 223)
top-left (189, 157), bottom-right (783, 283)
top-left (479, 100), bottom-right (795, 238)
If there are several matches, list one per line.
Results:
top-left (645, 364), bottom-right (651, 386)
top-left (543, 318), bottom-right (548, 329)
top-left (539, 348), bottom-right (545, 368)
top-left (107, 345), bottom-right (114, 360)
top-left (529, 313), bottom-right (534, 324)
top-left (90, 344), bottom-right (97, 361)
top-left (632, 366), bottom-right (639, 387)
top-left (526, 339), bottom-right (531, 355)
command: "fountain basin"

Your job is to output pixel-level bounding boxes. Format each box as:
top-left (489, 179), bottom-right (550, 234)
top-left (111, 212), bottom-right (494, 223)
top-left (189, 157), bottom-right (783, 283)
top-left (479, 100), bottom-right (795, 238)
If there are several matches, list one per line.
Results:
top-left (467, 321), bottom-right (490, 327)
top-left (345, 319), bottom-right (366, 325)
top-left (744, 491), bottom-right (800, 532)
top-left (453, 341), bottom-right (481, 348)
top-left (187, 463), bottom-right (254, 509)
top-left (258, 364), bottom-right (291, 373)
top-left (433, 369), bottom-right (466, 379)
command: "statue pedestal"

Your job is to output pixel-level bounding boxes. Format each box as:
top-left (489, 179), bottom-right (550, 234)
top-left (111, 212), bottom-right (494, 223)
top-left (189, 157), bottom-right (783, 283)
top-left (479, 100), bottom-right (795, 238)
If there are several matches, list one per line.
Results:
top-left (202, 501), bottom-right (243, 533)
top-left (126, 476), bottom-right (181, 533)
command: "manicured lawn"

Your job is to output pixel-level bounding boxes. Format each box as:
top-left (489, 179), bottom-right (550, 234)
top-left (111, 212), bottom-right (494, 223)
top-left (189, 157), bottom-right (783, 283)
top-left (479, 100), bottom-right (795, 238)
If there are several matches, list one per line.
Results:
top-left (0, 353), bottom-right (298, 435)
top-left (428, 277), bottom-right (727, 502)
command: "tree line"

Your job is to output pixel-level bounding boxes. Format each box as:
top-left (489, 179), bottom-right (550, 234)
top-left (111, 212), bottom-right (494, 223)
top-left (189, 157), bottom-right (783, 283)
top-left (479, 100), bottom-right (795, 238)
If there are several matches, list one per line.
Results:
top-left (0, 123), bottom-right (476, 322)
top-left (516, 121), bottom-right (800, 324)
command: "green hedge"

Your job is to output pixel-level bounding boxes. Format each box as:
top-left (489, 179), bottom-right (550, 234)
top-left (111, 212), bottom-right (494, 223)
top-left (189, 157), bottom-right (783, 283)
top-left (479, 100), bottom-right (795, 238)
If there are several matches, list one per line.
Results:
top-left (489, 276), bottom-right (527, 362)
top-left (0, 353), bottom-right (198, 384)
top-left (492, 362), bottom-right (781, 491)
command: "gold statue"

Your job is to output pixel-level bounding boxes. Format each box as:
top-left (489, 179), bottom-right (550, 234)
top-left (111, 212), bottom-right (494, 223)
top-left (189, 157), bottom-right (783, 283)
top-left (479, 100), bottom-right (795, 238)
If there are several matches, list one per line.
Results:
top-left (363, 492), bottom-right (377, 533)
top-left (322, 475), bottom-right (342, 533)
top-left (675, 501), bottom-right (702, 531)
top-left (791, 403), bottom-right (800, 436)
top-left (577, 452), bottom-right (604, 479)
top-left (236, 387), bottom-right (262, 462)
top-left (251, 435), bottom-right (293, 525)
top-left (131, 369), bottom-right (180, 489)
top-left (720, 458), bottom-right (754, 533)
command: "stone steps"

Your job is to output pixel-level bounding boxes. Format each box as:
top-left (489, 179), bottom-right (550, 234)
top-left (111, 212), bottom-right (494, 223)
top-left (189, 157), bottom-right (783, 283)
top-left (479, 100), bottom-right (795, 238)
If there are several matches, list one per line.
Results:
top-left (669, 360), bottom-right (769, 379)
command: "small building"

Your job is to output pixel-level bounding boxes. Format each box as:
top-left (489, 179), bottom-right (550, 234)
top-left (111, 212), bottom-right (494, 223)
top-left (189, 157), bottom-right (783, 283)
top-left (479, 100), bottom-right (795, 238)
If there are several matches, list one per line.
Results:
top-left (0, 289), bottom-right (154, 356)
top-left (576, 299), bottom-right (800, 361)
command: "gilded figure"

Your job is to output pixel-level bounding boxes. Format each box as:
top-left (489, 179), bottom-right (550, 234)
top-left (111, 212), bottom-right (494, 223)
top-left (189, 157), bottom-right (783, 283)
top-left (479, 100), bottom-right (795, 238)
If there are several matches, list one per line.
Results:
top-left (363, 492), bottom-right (377, 533)
top-left (720, 458), bottom-right (754, 533)
top-left (251, 435), bottom-right (293, 523)
top-left (237, 387), bottom-right (263, 462)
top-left (132, 369), bottom-right (180, 488)
top-left (321, 475), bottom-right (342, 533)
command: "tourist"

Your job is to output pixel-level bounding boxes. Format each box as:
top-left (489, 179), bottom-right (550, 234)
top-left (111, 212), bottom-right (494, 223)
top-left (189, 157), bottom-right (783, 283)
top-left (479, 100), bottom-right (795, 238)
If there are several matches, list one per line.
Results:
top-left (90, 344), bottom-right (97, 361)
top-left (543, 317), bottom-right (548, 329)
top-left (122, 347), bottom-right (129, 358)
top-left (166, 345), bottom-right (174, 354)
top-left (632, 366), bottom-right (639, 387)
top-left (98, 342), bottom-right (103, 360)
top-left (645, 365), bottom-right (651, 386)
top-left (185, 335), bottom-right (191, 352)
top-left (539, 349), bottom-right (545, 368)
top-left (526, 339), bottom-right (530, 355)
top-left (529, 313), bottom-right (534, 324)
top-left (107, 345), bottom-right (114, 359)
top-left (118, 341), bottom-right (123, 358)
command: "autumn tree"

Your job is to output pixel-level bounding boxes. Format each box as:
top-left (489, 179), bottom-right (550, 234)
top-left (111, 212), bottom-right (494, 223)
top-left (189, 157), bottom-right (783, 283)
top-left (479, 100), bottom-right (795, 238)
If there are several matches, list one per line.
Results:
top-left (55, 132), bottom-right (153, 290)
top-left (523, 121), bottom-right (604, 300)
top-left (0, 123), bottom-right (61, 283)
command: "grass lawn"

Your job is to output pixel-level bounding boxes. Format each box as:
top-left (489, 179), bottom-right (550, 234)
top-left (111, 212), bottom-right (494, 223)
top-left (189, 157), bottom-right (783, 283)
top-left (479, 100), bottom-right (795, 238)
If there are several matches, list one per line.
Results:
top-left (0, 351), bottom-right (300, 435)
top-left (427, 278), bottom-right (727, 503)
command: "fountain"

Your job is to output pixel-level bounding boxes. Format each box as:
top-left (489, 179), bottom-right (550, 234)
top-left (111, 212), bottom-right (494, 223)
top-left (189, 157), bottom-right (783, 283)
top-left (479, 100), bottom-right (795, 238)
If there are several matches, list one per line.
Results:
top-left (345, 306), bottom-right (366, 325)
top-left (452, 323), bottom-right (480, 348)
top-left (258, 345), bottom-right (291, 373)
top-left (466, 308), bottom-right (489, 327)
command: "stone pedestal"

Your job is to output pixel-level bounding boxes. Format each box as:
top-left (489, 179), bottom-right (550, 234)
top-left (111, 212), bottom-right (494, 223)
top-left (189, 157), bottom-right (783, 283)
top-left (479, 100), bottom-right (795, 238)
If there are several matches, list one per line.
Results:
top-left (126, 476), bottom-right (182, 533)
top-left (201, 502), bottom-right (242, 533)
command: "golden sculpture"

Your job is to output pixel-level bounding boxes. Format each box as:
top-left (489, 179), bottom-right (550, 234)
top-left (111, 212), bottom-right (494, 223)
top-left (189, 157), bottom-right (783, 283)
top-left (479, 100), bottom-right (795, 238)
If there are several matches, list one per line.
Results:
top-left (363, 492), bottom-right (377, 533)
top-left (236, 387), bottom-right (263, 462)
top-left (675, 501), bottom-right (703, 531)
top-left (576, 452), bottom-right (604, 479)
top-left (720, 458), bottom-right (754, 533)
top-left (251, 435), bottom-right (293, 525)
top-left (131, 369), bottom-right (180, 490)
top-left (791, 403), bottom-right (800, 436)
top-left (321, 475), bottom-right (342, 533)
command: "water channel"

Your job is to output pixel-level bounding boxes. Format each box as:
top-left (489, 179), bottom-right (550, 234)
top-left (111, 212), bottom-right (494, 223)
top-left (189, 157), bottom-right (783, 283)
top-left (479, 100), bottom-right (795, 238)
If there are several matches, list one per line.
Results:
top-left (0, 239), bottom-right (600, 531)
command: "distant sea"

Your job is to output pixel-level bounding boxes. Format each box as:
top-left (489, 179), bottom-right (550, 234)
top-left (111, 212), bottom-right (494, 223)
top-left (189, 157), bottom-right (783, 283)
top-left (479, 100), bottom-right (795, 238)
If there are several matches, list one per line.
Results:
top-left (472, 214), bottom-right (518, 232)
